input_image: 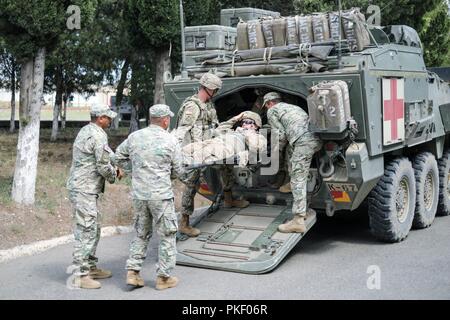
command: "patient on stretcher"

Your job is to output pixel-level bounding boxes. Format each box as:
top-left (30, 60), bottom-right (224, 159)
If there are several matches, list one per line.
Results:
top-left (180, 111), bottom-right (267, 168)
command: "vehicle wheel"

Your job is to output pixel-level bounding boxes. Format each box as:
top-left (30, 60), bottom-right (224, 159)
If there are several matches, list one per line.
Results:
top-left (437, 149), bottom-right (450, 216)
top-left (368, 157), bottom-right (416, 242)
top-left (412, 152), bottom-right (439, 228)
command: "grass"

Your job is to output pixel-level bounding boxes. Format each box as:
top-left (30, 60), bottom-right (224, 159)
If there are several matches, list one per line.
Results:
top-left (0, 176), bottom-right (13, 206)
top-left (0, 125), bottom-right (210, 250)
top-left (0, 126), bottom-right (134, 249)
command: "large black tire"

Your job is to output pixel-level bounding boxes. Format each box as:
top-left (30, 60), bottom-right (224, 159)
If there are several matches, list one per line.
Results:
top-left (412, 152), bottom-right (439, 228)
top-left (437, 149), bottom-right (450, 216)
top-left (368, 158), bottom-right (416, 242)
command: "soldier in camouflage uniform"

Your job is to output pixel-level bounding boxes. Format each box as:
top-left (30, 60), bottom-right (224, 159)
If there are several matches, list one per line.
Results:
top-left (66, 104), bottom-right (120, 289)
top-left (182, 111), bottom-right (266, 208)
top-left (114, 104), bottom-right (186, 290)
top-left (263, 92), bottom-right (323, 233)
top-left (173, 73), bottom-right (231, 237)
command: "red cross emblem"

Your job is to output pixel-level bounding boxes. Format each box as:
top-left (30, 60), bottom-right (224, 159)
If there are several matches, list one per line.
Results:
top-left (383, 78), bottom-right (405, 145)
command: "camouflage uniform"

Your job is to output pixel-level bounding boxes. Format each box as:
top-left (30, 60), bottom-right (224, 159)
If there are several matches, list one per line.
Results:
top-left (114, 121), bottom-right (185, 277)
top-left (66, 122), bottom-right (117, 276)
top-left (267, 102), bottom-right (322, 217)
top-left (174, 94), bottom-right (219, 216)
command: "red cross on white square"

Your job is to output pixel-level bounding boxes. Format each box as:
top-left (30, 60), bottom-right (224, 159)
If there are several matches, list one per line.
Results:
top-left (383, 78), bottom-right (405, 145)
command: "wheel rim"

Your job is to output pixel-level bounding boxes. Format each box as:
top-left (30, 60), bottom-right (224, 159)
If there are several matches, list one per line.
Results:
top-left (396, 176), bottom-right (410, 223)
top-left (424, 171), bottom-right (435, 211)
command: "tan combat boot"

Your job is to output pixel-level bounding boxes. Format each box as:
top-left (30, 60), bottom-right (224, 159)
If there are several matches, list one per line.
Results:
top-left (89, 267), bottom-right (112, 279)
top-left (126, 270), bottom-right (144, 287)
top-left (279, 182), bottom-right (292, 193)
top-left (277, 215), bottom-right (306, 233)
top-left (155, 275), bottom-right (179, 290)
top-left (269, 171), bottom-right (286, 189)
top-left (179, 214), bottom-right (200, 237)
top-left (75, 275), bottom-right (101, 289)
top-left (223, 191), bottom-right (250, 208)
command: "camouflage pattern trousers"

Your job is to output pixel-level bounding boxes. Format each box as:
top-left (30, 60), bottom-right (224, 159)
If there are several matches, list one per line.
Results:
top-left (221, 165), bottom-right (235, 192)
top-left (181, 169), bottom-right (200, 216)
top-left (126, 199), bottom-right (178, 277)
top-left (182, 165), bottom-right (235, 215)
top-left (290, 136), bottom-right (322, 217)
top-left (69, 191), bottom-right (101, 276)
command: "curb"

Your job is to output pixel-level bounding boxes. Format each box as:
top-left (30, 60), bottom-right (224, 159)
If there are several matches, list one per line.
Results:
top-left (0, 225), bottom-right (134, 264)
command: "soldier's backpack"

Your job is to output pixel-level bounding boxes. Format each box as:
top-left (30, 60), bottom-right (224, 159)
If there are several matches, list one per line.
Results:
top-left (297, 15), bottom-right (314, 44)
top-left (247, 19), bottom-right (266, 49)
top-left (272, 17), bottom-right (287, 46)
top-left (237, 19), bottom-right (250, 50)
top-left (312, 13), bottom-right (331, 43)
top-left (329, 12), bottom-right (344, 41)
top-left (285, 16), bottom-right (299, 45)
top-left (342, 8), bottom-right (371, 51)
top-left (261, 18), bottom-right (275, 47)
top-left (307, 80), bottom-right (351, 134)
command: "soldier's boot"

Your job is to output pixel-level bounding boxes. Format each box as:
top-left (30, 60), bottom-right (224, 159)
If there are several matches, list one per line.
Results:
top-left (279, 182), bottom-right (292, 193)
top-left (277, 215), bottom-right (306, 233)
top-left (126, 270), bottom-right (144, 287)
top-left (179, 214), bottom-right (200, 237)
top-left (76, 275), bottom-right (101, 289)
top-left (269, 171), bottom-right (286, 188)
top-left (223, 191), bottom-right (250, 208)
top-left (155, 276), bottom-right (179, 290)
top-left (89, 267), bottom-right (112, 279)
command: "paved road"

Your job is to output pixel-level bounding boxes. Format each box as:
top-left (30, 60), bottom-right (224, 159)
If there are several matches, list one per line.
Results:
top-left (1, 210), bottom-right (449, 300)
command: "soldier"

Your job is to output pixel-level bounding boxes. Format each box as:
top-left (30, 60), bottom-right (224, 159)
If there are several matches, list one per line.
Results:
top-left (114, 104), bottom-right (186, 290)
top-left (263, 92), bottom-right (322, 233)
top-left (174, 73), bottom-right (248, 237)
top-left (183, 111), bottom-right (266, 207)
top-left (66, 104), bottom-right (121, 289)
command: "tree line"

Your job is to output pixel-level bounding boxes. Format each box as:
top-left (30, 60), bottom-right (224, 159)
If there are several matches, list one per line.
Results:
top-left (0, 0), bottom-right (449, 205)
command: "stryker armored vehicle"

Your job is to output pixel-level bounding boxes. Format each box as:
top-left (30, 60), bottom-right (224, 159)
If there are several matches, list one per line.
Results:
top-left (163, 8), bottom-right (450, 274)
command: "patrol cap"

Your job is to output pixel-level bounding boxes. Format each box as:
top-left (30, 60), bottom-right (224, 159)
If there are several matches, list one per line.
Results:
top-left (199, 73), bottom-right (222, 90)
top-left (90, 104), bottom-right (117, 119)
top-left (262, 92), bottom-right (282, 108)
top-left (149, 104), bottom-right (174, 117)
top-left (240, 111), bottom-right (262, 128)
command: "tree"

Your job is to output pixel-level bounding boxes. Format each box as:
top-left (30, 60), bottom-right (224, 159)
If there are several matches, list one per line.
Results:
top-left (0, 41), bottom-right (20, 133)
top-left (420, 1), bottom-right (450, 66)
top-left (0, 0), bottom-right (97, 204)
top-left (293, 0), bottom-right (450, 66)
top-left (132, 0), bottom-right (180, 105)
top-left (95, 0), bottom-right (133, 130)
top-left (219, 0), bottom-right (295, 15)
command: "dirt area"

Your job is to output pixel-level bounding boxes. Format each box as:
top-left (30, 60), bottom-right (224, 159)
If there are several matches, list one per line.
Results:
top-left (0, 126), bottom-right (210, 250)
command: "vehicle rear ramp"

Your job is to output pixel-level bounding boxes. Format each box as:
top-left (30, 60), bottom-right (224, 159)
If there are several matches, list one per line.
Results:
top-left (176, 203), bottom-right (316, 274)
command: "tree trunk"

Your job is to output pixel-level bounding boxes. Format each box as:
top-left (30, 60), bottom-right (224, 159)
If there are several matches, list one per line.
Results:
top-left (129, 62), bottom-right (139, 134)
top-left (61, 93), bottom-right (68, 129)
top-left (11, 47), bottom-right (46, 205)
top-left (129, 104), bottom-right (139, 134)
top-left (153, 46), bottom-right (171, 104)
top-left (9, 59), bottom-right (16, 133)
top-left (112, 58), bottom-right (130, 130)
top-left (50, 66), bottom-right (63, 141)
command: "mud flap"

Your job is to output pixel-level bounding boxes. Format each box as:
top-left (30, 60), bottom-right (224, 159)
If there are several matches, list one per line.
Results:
top-left (176, 203), bottom-right (316, 274)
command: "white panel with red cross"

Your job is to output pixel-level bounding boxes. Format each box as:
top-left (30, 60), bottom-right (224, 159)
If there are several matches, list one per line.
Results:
top-left (382, 78), bottom-right (405, 146)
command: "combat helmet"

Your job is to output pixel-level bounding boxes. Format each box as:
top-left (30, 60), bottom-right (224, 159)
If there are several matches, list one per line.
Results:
top-left (240, 111), bottom-right (262, 128)
top-left (199, 73), bottom-right (223, 90)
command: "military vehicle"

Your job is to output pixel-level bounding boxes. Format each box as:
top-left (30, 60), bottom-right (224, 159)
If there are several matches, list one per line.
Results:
top-left (163, 8), bottom-right (450, 274)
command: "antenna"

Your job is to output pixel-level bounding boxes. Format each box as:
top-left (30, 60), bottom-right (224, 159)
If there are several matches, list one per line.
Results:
top-left (180, 0), bottom-right (188, 78)
top-left (338, 0), bottom-right (342, 69)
